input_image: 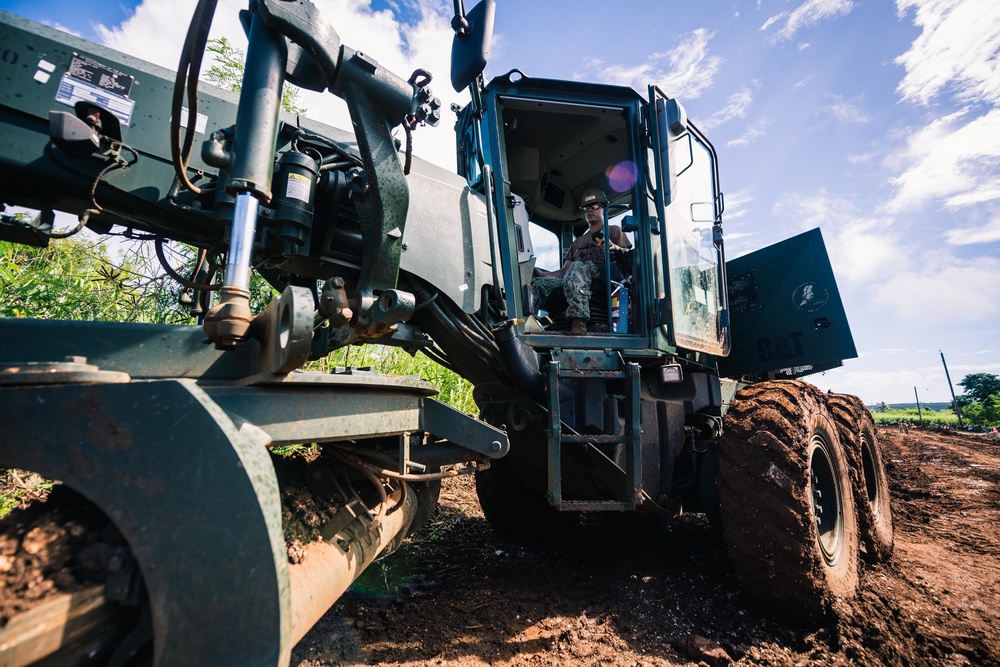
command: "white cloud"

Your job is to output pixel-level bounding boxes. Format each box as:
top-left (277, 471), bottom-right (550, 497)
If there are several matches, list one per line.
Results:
top-left (588, 29), bottom-right (721, 102)
top-left (722, 188), bottom-right (754, 220)
top-left (873, 257), bottom-right (1000, 320)
top-left (761, 0), bottom-right (854, 43)
top-left (823, 96), bottom-right (870, 124)
top-left (42, 21), bottom-right (83, 37)
top-left (847, 151), bottom-right (876, 164)
top-left (96, 0), bottom-right (248, 70)
top-left (885, 108), bottom-right (1000, 212)
top-left (701, 86), bottom-right (753, 129)
top-left (759, 13), bottom-right (787, 32)
top-left (895, 0), bottom-right (1000, 106)
top-left (944, 217), bottom-right (1000, 244)
top-left (726, 118), bottom-right (769, 148)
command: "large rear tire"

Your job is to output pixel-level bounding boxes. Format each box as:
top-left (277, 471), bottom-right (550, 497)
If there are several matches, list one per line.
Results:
top-left (719, 381), bottom-right (859, 623)
top-left (475, 457), bottom-right (578, 542)
top-left (826, 393), bottom-right (894, 561)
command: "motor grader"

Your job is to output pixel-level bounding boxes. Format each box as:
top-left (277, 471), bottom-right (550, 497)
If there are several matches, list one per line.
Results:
top-left (0, 1), bottom-right (892, 664)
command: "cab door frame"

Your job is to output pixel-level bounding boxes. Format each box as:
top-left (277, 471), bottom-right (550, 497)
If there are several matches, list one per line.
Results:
top-left (647, 85), bottom-right (730, 357)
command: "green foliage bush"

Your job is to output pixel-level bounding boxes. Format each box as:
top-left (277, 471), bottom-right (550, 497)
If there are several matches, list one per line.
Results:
top-left (1, 238), bottom-right (172, 322)
top-left (870, 407), bottom-right (960, 427)
top-left (309, 345), bottom-right (476, 414)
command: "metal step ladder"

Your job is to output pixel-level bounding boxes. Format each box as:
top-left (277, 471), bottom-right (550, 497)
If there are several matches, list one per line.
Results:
top-left (546, 349), bottom-right (642, 511)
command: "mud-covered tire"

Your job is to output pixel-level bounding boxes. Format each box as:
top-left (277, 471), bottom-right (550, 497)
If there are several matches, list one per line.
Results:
top-left (719, 381), bottom-right (859, 623)
top-left (826, 393), bottom-right (894, 561)
top-left (475, 457), bottom-right (578, 542)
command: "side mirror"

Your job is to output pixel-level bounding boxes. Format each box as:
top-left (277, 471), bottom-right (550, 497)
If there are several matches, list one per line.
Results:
top-left (451, 0), bottom-right (495, 92)
top-left (655, 97), bottom-right (687, 206)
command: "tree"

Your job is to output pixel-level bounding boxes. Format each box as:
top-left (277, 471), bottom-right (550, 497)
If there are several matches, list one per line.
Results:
top-left (205, 37), bottom-right (306, 115)
top-left (958, 373), bottom-right (1000, 404)
top-left (877, 401), bottom-right (889, 413)
top-left (0, 238), bottom-right (186, 323)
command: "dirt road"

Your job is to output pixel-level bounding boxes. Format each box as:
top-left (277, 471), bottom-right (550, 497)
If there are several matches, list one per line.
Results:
top-left (294, 427), bottom-right (1000, 667)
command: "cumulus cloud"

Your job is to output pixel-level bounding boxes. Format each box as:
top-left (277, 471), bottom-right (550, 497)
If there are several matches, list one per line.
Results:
top-left (888, 0), bottom-right (1000, 217)
top-left (96, 0), bottom-right (247, 70)
top-left (95, 0), bottom-right (465, 169)
top-left (760, 0), bottom-right (854, 43)
top-left (587, 29), bottom-right (721, 102)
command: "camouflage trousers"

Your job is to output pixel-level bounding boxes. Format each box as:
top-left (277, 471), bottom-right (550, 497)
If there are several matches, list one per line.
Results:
top-left (530, 260), bottom-right (601, 320)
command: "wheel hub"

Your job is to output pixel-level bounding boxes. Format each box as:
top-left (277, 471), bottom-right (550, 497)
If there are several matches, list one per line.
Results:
top-left (809, 435), bottom-right (843, 566)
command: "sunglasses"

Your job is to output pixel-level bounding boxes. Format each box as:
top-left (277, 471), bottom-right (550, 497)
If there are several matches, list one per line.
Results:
top-left (582, 202), bottom-right (606, 212)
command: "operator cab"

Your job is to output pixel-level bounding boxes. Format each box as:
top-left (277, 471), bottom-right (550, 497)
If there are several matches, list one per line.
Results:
top-left (457, 70), bottom-right (729, 356)
top-left (458, 71), bottom-right (648, 343)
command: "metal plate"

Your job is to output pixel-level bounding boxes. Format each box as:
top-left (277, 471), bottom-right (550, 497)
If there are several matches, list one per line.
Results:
top-left (0, 356), bottom-right (130, 385)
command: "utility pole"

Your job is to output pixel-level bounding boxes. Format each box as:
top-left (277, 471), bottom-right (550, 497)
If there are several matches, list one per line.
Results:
top-left (914, 386), bottom-right (923, 426)
top-left (940, 351), bottom-right (964, 428)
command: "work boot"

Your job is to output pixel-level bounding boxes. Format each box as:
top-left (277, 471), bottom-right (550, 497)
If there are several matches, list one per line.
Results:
top-left (570, 318), bottom-right (587, 336)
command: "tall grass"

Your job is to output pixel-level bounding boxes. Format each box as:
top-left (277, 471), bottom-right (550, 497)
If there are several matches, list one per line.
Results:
top-left (869, 407), bottom-right (960, 427)
top-left (307, 345), bottom-right (477, 414)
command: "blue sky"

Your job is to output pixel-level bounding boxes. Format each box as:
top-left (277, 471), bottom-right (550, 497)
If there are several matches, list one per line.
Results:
top-left (3, 0), bottom-right (999, 404)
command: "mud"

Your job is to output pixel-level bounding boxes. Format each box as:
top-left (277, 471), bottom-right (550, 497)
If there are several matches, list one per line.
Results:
top-left (0, 486), bottom-right (128, 624)
top-left (294, 427), bottom-right (1000, 666)
top-left (1, 427), bottom-right (995, 665)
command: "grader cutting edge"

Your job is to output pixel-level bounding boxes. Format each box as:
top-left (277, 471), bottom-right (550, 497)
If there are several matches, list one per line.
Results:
top-left (0, 0), bottom-right (892, 664)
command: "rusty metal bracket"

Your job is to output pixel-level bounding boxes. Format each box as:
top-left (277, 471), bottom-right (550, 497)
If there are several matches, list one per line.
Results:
top-left (250, 285), bottom-right (314, 376)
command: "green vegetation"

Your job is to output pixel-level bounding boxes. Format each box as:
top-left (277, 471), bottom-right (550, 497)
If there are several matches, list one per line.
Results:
top-left (869, 372), bottom-right (1000, 428)
top-left (1, 238), bottom-right (183, 323)
top-left (957, 373), bottom-right (1000, 427)
top-left (0, 234), bottom-right (475, 519)
top-left (869, 407), bottom-right (960, 427)
top-left (309, 346), bottom-right (476, 415)
top-left (205, 37), bottom-right (306, 116)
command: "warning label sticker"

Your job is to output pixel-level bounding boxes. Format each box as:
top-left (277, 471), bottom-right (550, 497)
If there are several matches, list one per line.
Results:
top-left (285, 172), bottom-right (312, 203)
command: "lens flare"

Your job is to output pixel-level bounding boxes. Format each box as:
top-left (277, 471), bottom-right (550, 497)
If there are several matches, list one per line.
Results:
top-left (606, 161), bottom-right (639, 193)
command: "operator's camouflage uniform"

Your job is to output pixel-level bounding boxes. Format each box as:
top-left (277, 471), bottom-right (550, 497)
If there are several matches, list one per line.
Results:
top-left (530, 226), bottom-right (630, 320)
top-left (531, 261), bottom-right (601, 320)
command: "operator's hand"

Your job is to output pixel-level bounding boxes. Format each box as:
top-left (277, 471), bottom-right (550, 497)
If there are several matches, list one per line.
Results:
top-left (596, 236), bottom-right (624, 259)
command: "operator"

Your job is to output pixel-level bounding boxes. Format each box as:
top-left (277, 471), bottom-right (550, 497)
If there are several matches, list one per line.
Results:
top-left (531, 188), bottom-right (632, 335)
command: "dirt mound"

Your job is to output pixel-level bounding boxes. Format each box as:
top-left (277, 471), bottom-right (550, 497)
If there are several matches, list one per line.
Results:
top-left (294, 427), bottom-right (1000, 666)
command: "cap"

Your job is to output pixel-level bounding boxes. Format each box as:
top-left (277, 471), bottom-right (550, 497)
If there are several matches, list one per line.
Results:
top-left (579, 187), bottom-right (608, 209)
